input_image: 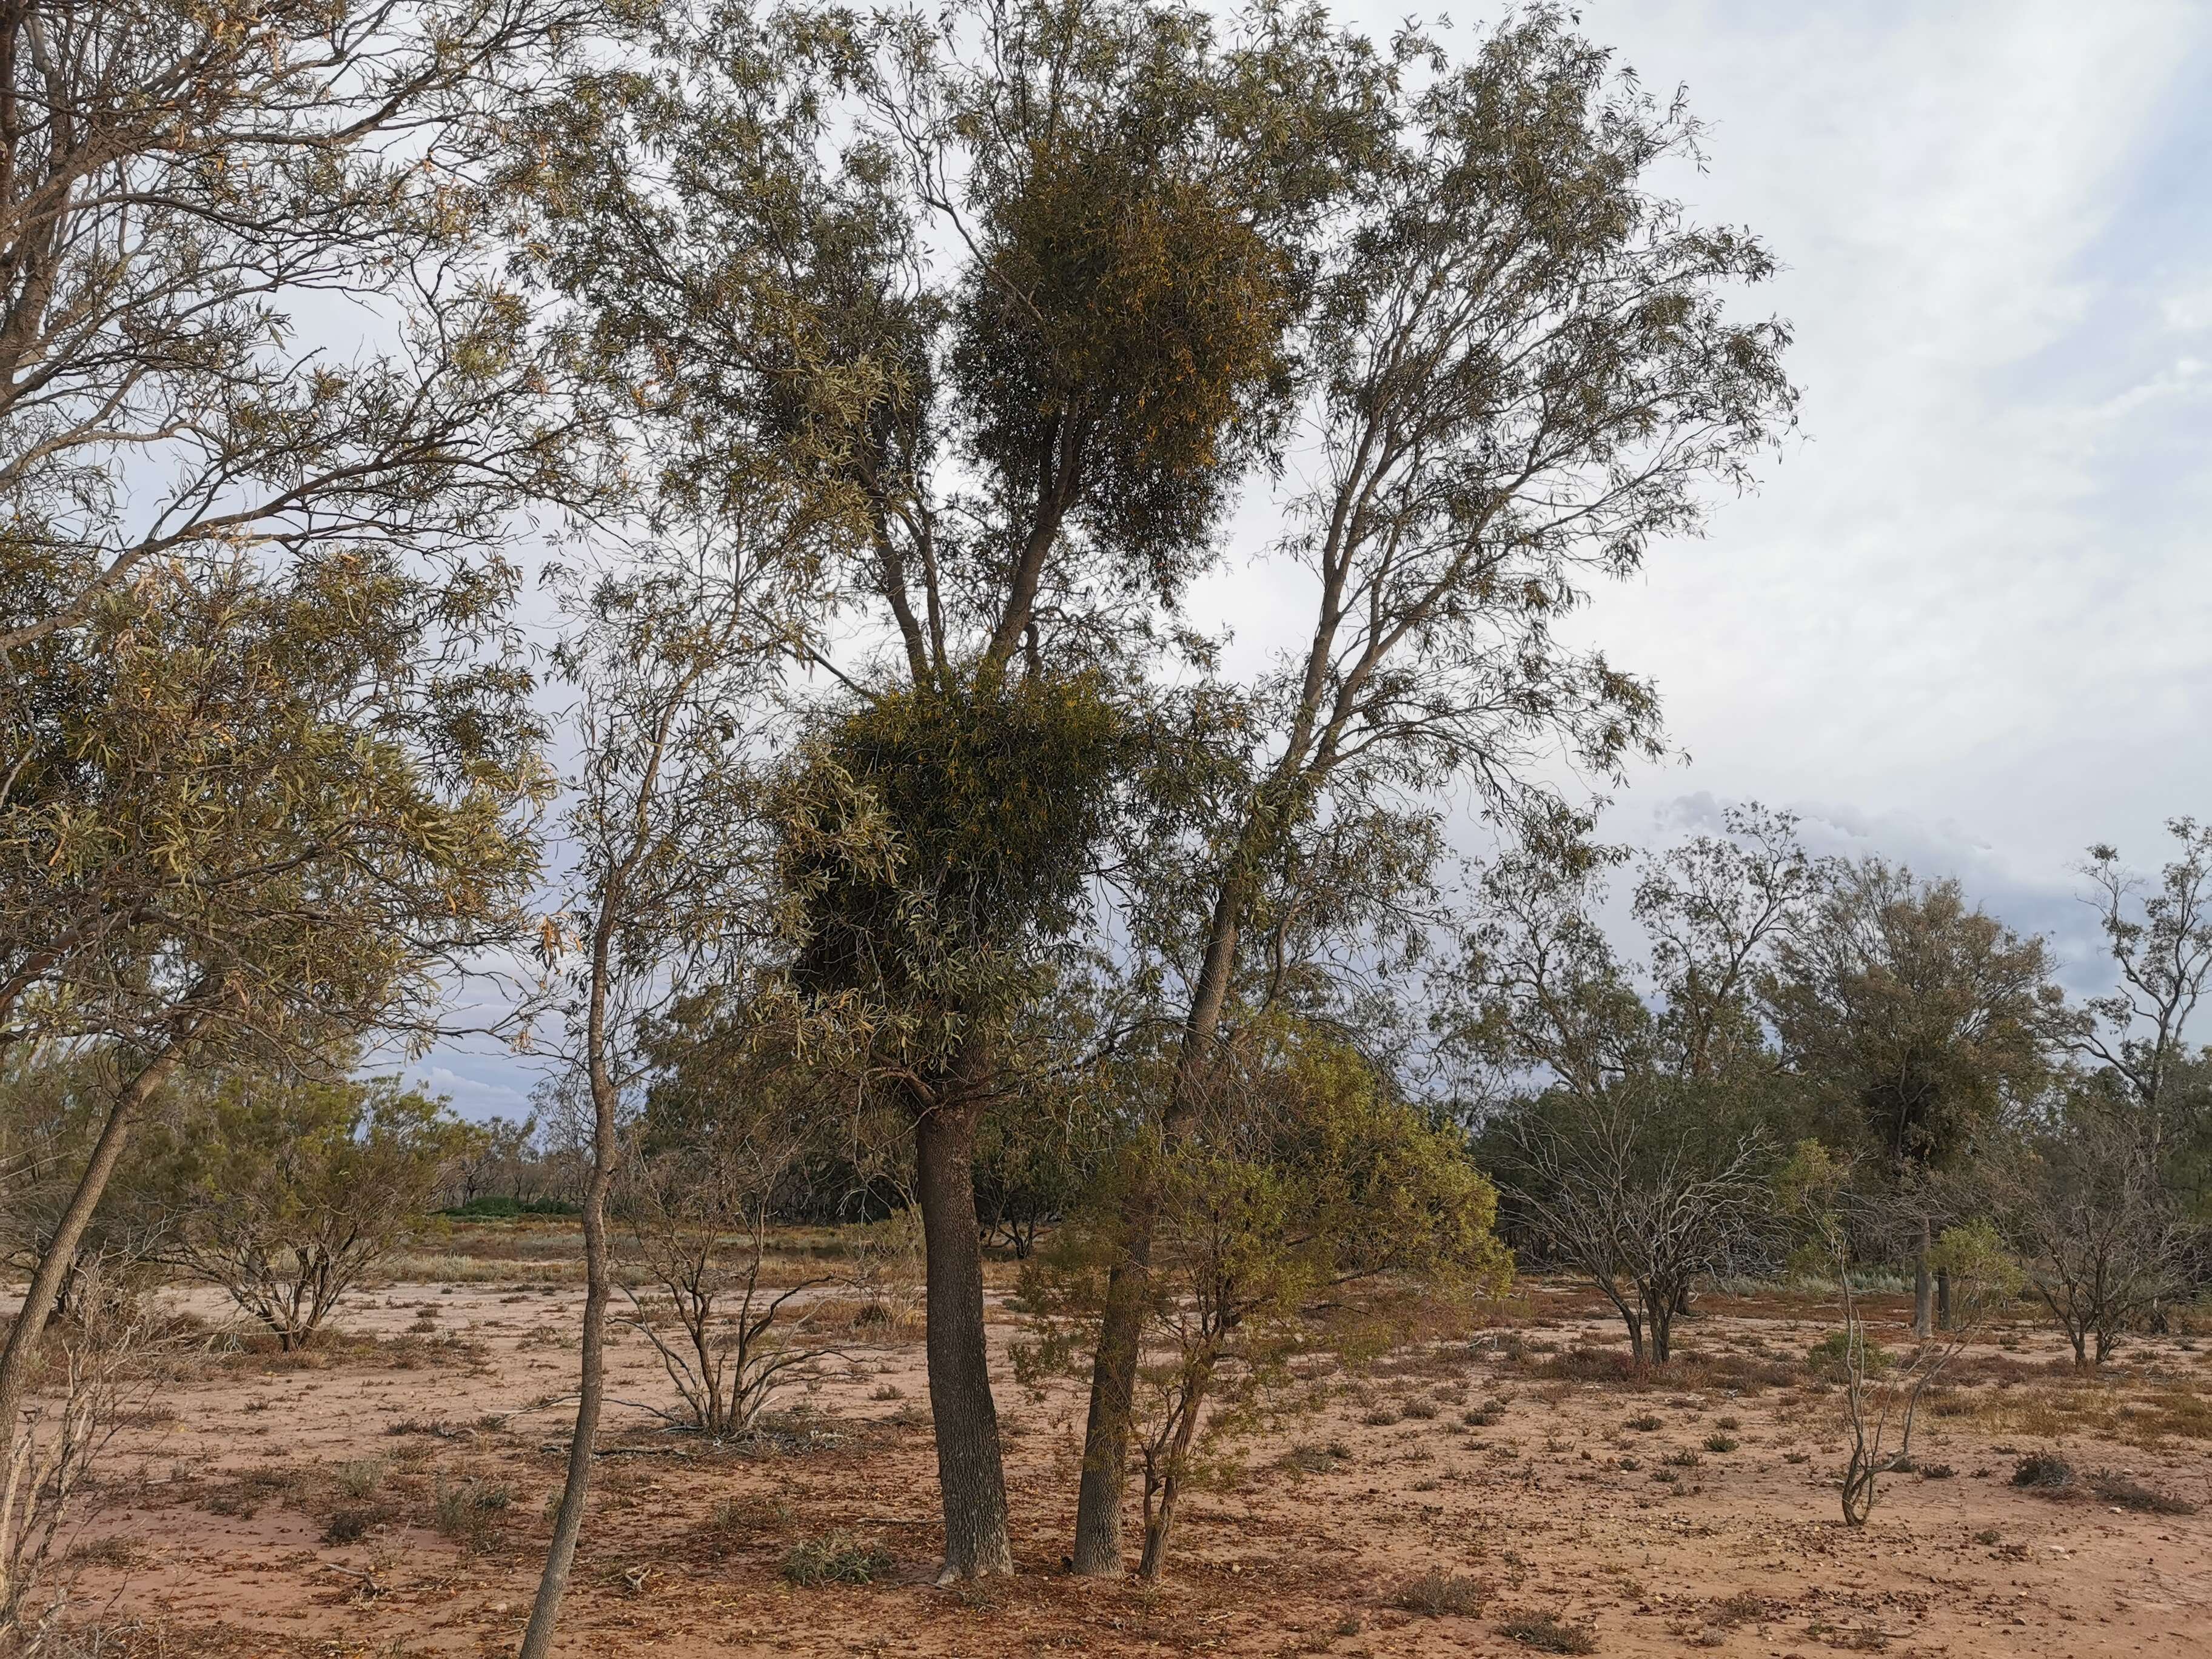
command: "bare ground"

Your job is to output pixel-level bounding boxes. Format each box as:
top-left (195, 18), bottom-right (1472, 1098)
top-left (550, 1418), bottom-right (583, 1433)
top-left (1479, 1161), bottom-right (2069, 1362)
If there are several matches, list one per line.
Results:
top-left (23, 1232), bottom-right (2212, 1658)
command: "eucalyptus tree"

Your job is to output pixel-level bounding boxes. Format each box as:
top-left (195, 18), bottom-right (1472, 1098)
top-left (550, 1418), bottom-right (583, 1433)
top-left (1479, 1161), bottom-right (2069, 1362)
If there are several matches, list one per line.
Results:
top-left (1070, 10), bottom-right (1796, 1572)
top-left (1443, 816), bottom-right (1806, 1362)
top-left (2071, 821), bottom-right (2212, 1179)
top-left (508, 0), bottom-right (1392, 1578)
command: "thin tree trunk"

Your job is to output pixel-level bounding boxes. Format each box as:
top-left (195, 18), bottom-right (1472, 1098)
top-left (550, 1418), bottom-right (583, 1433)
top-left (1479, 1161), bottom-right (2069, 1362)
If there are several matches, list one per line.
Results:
top-left (1935, 1267), bottom-right (1952, 1332)
top-left (519, 925), bottom-right (623, 1658)
top-left (0, 1024), bottom-right (199, 1492)
top-left (915, 1098), bottom-right (1012, 1579)
top-left (1912, 1216), bottom-right (1933, 1340)
top-left (1072, 879), bottom-right (1244, 1576)
top-left (1136, 1357), bottom-right (1214, 1584)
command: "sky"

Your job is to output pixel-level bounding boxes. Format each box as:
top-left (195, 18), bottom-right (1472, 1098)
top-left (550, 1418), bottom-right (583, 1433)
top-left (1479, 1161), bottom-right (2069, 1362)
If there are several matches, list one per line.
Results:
top-left (410, 0), bottom-right (2212, 1119)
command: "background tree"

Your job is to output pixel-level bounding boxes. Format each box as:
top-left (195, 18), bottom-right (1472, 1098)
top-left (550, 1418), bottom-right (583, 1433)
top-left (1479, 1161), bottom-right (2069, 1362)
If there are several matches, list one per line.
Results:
top-left (1764, 859), bottom-right (2059, 1333)
top-left (1984, 1082), bottom-right (2192, 1367)
top-left (449, 1115), bottom-right (544, 1212)
top-left (132, 1070), bottom-right (475, 1350)
top-left (1070, 8), bottom-right (1795, 1571)
top-left (2070, 823), bottom-right (2212, 1226)
top-left (1449, 818), bottom-right (1805, 1361)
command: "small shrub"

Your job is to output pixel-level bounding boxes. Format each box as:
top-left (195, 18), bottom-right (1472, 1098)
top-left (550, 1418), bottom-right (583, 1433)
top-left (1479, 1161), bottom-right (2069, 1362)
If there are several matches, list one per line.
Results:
top-left (1362, 1406), bottom-right (1403, 1427)
top-left (1663, 1448), bottom-right (1702, 1469)
top-left (2085, 1472), bottom-right (2197, 1515)
top-left (432, 1480), bottom-right (512, 1551)
top-left (1712, 1592), bottom-right (1764, 1624)
top-left (1703, 1433), bottom-right (1738, 1453)
top-left (64, 1537), bottom-right (139, 1569)
top-left (782, 1532), bottom-right (895, 1586)
top-left (1500, 1611), bottom-right (1598, 1653)
top-left (334, 1459), bottom-right (387, 1500)
top-left (1282, 1443), bottom-right (1340, 1475)
top-left (1808, 1331), bottom-right (1886, 1380)
top-left (1626, 1414), bottom-right (1661, 1433)
top-left (1917, 1463), bottom-right (1956, 1480)
top-left (1781, 1450), bottom-right (1810, 1465)
top-left (322, 1507), bottom-right (387, 1544)
top-left (2011, 1451), bottom-right (2074, 1491)
top-left (1403, 1399), bottom-right (1439, 1421)
top-left (1393, 1571), bottom-right (1487, 1616)
top-left (1714, 1415), bottom-right (1741, 1431)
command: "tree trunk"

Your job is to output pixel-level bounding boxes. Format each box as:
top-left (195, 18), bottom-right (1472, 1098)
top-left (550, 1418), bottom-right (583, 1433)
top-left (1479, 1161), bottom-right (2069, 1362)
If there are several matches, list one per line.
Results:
top-left (1071, 1201), bottom-right (1155, 1575)
top-left (1136, 1356), bottom-right (1215, 1585)
top-left (517, 1119), bottom-right (615, 1659)
top-left (914, 1098), bottom-right (1011, 1580)
top-left (520, 905), bottom-right (625, 1659)
top-left (1935, 1267), bottom-right (1952, 1332)
top-left (0, 1028), bottom-right (198, 1500)
top-left (1912, 1218), bottom-right (1933, 1340)
top-left (1646, 1295), bottom-right (1672, 1364)
top-left (1073, 878), bottom-right (1244, 1576)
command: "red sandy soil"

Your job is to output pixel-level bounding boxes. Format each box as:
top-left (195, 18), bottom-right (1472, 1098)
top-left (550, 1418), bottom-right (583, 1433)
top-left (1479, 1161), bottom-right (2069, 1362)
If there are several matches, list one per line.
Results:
top-left (22, 1252), bottom-right (2212, 1659)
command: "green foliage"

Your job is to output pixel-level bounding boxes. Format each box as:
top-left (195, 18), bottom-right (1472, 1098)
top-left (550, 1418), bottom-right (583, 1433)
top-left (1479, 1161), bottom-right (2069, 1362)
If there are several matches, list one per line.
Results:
top-left (1, 548), bottom-right (546, 1064)
top-left (776, 671), bottom-right (1133, 1081)
top-left (1763, 860), bottom-right (2059, 1175)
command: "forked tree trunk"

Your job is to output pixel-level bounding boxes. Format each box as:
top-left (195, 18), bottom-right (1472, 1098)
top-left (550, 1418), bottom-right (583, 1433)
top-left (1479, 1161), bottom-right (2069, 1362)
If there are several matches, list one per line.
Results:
top-left (1136, 1355), bottom-right (1215, 1584)
top-left (914, 1093), bottom-right (1011, 1580)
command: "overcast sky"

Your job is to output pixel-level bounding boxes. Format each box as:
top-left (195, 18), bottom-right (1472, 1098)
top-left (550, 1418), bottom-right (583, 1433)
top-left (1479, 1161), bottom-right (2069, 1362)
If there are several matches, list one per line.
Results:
top-left (411, 0), bottom-right (2212, 1118)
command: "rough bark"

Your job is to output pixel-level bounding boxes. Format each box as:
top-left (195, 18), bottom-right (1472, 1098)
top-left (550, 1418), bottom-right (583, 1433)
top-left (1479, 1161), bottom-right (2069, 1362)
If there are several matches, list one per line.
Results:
top-left (914, 1093), bottom-right (1013, 1580)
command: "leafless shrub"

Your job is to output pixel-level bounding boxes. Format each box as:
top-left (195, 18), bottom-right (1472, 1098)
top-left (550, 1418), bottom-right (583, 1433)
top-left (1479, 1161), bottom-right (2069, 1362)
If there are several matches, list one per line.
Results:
top-left (1, 1264), bottom-right (171, 1651)
top-left (615, 1117), bottom-right (840, 1438)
